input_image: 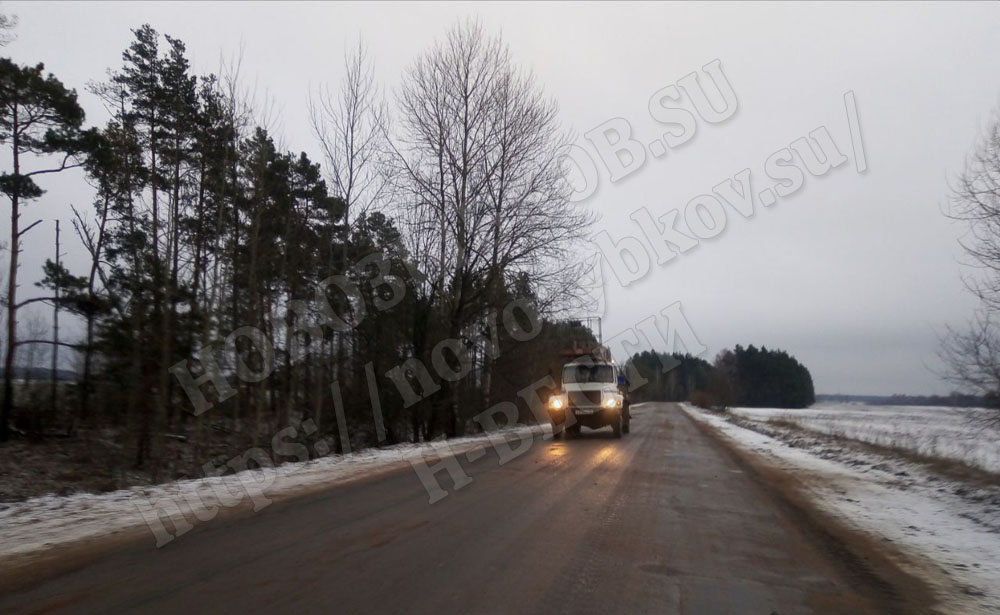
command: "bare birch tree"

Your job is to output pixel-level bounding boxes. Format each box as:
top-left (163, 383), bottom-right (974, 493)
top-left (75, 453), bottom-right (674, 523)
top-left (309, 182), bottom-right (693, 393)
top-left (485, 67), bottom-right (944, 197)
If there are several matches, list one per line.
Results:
top-left (310, 40), bottom-right (388, 227)
top-left (396, 20), bottom-right (592, 318)
top-left (310, 40), bottom-right (391, 405)
top-left (392, 20), bottom-right (594, 435)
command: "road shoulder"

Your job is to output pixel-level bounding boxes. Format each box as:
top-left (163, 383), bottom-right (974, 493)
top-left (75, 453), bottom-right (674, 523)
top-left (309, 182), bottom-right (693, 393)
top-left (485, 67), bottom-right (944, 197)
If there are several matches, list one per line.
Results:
top-left (680, 403), bottom-right (947, 615)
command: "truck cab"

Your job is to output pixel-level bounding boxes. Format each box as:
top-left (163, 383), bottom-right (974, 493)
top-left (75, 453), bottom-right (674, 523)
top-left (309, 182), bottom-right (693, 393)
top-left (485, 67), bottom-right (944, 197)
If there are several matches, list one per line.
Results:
top-left (548, 356), bottom-right (630, 438)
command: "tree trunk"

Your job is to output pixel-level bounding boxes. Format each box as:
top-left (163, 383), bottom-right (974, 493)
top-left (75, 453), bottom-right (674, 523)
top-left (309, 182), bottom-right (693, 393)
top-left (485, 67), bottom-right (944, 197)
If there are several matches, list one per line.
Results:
top-left (50, 220), bottom-right (61, 435)
top-left (1, 113), bottom-right (20, 442)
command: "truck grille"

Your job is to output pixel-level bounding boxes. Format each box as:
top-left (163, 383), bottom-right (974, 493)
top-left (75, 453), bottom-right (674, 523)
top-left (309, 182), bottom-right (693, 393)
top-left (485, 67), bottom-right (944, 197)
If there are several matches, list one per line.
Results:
top-left (569, 390), bottom-right (602, 407)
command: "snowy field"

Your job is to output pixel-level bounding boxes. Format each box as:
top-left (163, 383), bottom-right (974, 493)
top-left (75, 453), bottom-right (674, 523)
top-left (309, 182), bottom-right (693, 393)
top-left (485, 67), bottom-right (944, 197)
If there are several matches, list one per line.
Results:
top-left (683, 403), bottom-right (1000, 615)
top-left (731, 403), bottom-right (1000, 473)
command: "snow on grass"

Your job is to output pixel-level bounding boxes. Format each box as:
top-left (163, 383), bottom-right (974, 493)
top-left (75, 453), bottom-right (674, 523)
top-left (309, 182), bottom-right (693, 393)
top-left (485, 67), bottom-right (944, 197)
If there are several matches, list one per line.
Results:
top-left (731, 403), bottom-right (1000, 473)
top-left (0, 425), bottom-right (545, 558)
top-left (682, 403), bottom-right (1000, 615)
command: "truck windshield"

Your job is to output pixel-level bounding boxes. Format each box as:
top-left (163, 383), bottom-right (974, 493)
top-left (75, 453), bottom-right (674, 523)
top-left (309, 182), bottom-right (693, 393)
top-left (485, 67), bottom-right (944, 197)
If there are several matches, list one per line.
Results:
top-left (564, 364), bottom-right (615, 384)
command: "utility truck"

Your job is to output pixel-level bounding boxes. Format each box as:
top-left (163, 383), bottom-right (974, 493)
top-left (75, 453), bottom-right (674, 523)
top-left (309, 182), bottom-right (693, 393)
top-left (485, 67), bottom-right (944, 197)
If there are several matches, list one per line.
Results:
top-left (547, 343), bottom-right (630, 438)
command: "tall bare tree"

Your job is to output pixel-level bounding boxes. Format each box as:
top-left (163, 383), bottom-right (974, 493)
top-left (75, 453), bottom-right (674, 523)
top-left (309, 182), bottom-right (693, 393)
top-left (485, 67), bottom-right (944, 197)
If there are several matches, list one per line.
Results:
top-left (392, 20), bottom-right (594, 436)
top-left (310, 41), bottom-right (389, 394)
top-left (943, 111), bottom-right (1000, 427)
top-left (310, 40), bottom-right (388, 230)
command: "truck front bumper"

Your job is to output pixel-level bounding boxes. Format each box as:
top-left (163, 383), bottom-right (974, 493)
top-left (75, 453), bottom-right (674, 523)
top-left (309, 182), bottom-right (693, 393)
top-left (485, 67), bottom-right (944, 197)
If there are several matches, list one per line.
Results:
top-left (549, 406), bottom-right (620, 427)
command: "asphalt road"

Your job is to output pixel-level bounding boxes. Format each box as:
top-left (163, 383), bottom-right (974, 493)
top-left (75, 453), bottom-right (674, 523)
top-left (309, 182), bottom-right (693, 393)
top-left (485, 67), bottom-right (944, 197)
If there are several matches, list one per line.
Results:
top-left (1, 403), bottom-right (922, 615)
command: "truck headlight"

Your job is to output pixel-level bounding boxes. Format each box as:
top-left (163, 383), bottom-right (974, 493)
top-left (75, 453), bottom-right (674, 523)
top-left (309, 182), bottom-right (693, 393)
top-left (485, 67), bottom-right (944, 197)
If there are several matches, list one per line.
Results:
top-left (549, 397), bottom-right (564, 410)
top-left (602, 397), bottom-right (618, 409)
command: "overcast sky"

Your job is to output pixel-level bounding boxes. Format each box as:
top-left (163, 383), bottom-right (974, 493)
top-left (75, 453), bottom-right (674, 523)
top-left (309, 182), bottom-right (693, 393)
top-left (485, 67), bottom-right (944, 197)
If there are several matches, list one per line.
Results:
top-left (4, 1), bottom-right (999, 395)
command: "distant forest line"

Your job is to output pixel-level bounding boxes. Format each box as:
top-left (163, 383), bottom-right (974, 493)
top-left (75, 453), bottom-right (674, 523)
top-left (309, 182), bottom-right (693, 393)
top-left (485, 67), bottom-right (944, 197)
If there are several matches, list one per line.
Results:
top-left (628, 345), bottom-right (816, 410)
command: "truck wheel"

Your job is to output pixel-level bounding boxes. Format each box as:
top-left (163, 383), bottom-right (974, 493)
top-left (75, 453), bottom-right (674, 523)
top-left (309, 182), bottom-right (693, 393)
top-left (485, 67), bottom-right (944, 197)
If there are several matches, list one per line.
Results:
top-left (552, 426), bottom-right (563, 440)
top-left (567, 425), bottom-right (581, 438)
top-left (612, 415), bottom-right (622, 438)
top-left (622, 417), bottom-right (630, 434)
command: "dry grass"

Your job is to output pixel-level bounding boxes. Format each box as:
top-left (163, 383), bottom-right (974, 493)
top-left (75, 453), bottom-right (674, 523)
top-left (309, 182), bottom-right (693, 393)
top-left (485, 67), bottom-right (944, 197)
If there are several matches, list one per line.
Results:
top-left (0, 436), bottom-right (126, 502)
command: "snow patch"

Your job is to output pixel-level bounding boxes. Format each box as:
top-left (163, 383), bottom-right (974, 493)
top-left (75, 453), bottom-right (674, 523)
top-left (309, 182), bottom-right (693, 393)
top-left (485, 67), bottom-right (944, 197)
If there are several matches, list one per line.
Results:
top-left (0, 425), bottom-right (545, 558)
